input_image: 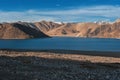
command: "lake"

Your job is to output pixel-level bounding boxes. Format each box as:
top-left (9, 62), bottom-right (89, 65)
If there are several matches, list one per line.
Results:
top-left (0, 37), bottom-right (120, 52)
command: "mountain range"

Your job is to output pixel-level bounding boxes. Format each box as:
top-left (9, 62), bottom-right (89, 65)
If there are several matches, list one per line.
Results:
top-left (34, 19), bottom-right (120, 38)
top-left (0, 19), bottom-right (120, 39)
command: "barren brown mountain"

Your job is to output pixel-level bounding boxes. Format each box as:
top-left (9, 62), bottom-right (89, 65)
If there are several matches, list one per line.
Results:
top-left (35, 20), bottom-right (120, 38)
top-left (0, 22), bottom-right (49, 39)
top-left (34, 20), bottom-right (62, 33)
top-left (1, 20), bottom-right (120, 39)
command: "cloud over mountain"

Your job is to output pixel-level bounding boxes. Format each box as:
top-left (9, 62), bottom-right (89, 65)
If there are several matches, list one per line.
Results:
top-left (0, 5), bottom-right (120, 22)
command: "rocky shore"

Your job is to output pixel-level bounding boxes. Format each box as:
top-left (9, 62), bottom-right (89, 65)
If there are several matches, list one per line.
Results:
top-left (0, 50), bottom-right (120, 80)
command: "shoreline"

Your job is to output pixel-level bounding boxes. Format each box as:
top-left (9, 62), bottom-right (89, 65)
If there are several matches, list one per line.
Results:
top-left (0, 49), bottom-right (120, 80)
top-left (0, 49), bottom-right (120, 63)
top-left (49, 36), bottom-right (120, 39)
top-left (0, 49), bottom-right (120, 57)
top-left (0, 36), bottom-right (120, 40)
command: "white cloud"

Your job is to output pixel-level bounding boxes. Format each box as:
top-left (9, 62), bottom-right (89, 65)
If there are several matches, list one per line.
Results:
top-left (27, 5), bottom-right (120, 17)
top-left (0, 11), bottom-right (55, 22)
top-left (0, 5), bottom-right (120, 22)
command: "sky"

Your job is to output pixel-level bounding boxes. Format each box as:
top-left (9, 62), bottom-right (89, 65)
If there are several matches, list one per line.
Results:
top-left (0, 0), bottom-right (120, 22)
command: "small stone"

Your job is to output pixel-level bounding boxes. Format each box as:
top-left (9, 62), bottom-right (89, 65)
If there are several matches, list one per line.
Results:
top-left (106, 75), bottom-right (110, 79)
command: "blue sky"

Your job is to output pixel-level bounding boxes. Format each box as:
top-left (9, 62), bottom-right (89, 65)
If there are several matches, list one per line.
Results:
top-left (0, 0), bottom-right (120, 22)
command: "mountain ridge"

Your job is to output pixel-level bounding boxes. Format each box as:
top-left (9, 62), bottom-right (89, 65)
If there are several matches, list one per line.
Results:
top-left (33, 20), bottom-right (120, 38)
top-left (1, 19), bottom-right (120, 39)
top-left (0, 22), bottom-right (49, 39)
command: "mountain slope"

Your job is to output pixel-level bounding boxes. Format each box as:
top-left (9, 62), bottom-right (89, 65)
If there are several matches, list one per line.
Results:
top-left (34, 21), bottom-right (62, 33)
top-left (0, 22), bottom-right (49, 39)
top-left (0, 20), bottom-right (120, 39)
top-left (44, 21), bottom-right (120, 38)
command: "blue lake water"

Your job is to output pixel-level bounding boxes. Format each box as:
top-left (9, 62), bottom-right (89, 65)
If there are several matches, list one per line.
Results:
top-left (0, 37), bottom-right (120, 52)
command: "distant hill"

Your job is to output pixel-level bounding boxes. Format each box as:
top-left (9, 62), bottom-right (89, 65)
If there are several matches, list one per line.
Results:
top-left (34, 20), bottom-right (120, 38)
top-left (0, 22), bottom-right (49, 39)
top-left (34, 20), bottom-right (62, 33)
top-left (0, 19), bottom-right (120, 39)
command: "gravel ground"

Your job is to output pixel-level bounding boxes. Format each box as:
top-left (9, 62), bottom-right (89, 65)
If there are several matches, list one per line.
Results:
top-left (0, 50), bottom-right (120, 80)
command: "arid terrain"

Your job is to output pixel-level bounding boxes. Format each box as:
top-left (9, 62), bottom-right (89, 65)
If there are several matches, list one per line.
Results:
top-left (0, 50), bottom-right (120, 80)
top-left (0, 22), bottom-right (49, 39)
top-left (34, 19), bottom-right (120, 38)
top-left (1, 19), bottom-right (120, 39)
